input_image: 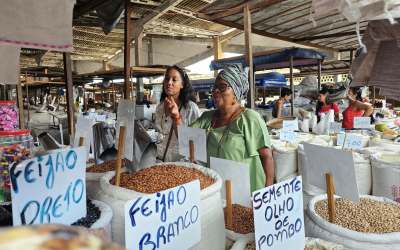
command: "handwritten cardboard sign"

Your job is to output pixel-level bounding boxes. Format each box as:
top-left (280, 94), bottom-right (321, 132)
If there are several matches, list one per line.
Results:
top-left (210, 157), bottom-right (251, 207)
top-left (178, 126), bottom-right (207, 162)
top-left (280, 131), bottom-right (297, 143)
top-left (329, 122), bottom-right (342, 134)
top-left (337, 133), bottom-right (364, 150)
top-left (74, 115), bottom-right (95, 159)
top-left (282, 119), bottom-right (299, 132)
top-left (354, 117), bottom-right (371, 129)
top-left (124, 180), bottom-right (201, 250)
top-left (303, 143), bottom-right (359, 202)
top-left (117, 100), bottom-right (136, 161)
top-left (252, 176), bottom-right (305, 250)
top-left (10, 147), bottom-right (87, 225)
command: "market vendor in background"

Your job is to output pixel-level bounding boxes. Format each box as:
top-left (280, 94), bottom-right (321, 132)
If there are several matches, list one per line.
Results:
top-left (188, 64), bottom-right (274, 192)
top-left (272, 87), bottom-right (292, 118)
top-left (342, 87), bottom-right (374, 129)
top-left (155, 65), bottom-right (200, 162)
top-left (316, 87), bottom-right (340, 122)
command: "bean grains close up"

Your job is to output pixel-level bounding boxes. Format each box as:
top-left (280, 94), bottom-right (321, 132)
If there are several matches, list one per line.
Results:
top-left (110, 165), bottom-right (215, 193)
top-left (315, 198), bottom-right (400, 233)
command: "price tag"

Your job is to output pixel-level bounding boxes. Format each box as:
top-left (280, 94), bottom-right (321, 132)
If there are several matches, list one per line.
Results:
top-left (11, 147), bottom-right (87, 226)
top-left (354, 117), bottom-right (371, 129)
top-left (252, 176), bottom-right (305, 250)
top-left (282, 119), bottom-right (298, 132)
top-left (124, 181), bottom-right (201, 250)
top-left (343, 133), bottom-right (364, 150)
top-left (280, 131), bottom-right (297, 143)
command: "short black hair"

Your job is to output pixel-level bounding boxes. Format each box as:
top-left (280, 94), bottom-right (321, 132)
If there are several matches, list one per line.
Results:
top-left (319, 87), bottom-right (329, 95)
top-left (350, 87), bottom-right (363, 101)
top-left (160, 65), bottom-right (196, 107)
top-left (281, 88), bottom-right (292, 97)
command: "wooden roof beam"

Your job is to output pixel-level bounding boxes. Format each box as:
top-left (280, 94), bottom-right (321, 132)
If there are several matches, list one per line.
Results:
top-left (211, 19), bottom-right (338, 52)
top-left (219, 29), bottom-right (243, 43)
top-left (132, 0), bottom-right (186, 37)
top-left (198, 0), bottom-right (284, 20)
top-left (252, 1), bottom-right (312, 26)
top-left (295, 30), bottom-right (365, 42)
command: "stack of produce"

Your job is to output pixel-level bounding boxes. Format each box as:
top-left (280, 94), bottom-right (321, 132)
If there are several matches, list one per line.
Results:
top-left (96, 162), bottom-right (224, 249)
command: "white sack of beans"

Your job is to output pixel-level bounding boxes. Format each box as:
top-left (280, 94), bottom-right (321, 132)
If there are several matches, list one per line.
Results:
top-left (305, 194), bottom-right (400, 250)
top-left (90, 200), bottom-right (113, 239)
top-left (369, 138), bottom-right (400, 152)
top-left (86, 160), bottom-right (127, 199)
top-left (371, 153), bottom-right (400, 202)
top-left (96, 162), bottom-right (225, 250)
top-left (272, 140), bottom-right (298, 182)
top-left (352, 151), bottom-right (372, 195)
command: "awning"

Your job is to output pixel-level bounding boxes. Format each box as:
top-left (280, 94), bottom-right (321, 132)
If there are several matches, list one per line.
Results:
top-left (210, 47), bottom-right (326, 71)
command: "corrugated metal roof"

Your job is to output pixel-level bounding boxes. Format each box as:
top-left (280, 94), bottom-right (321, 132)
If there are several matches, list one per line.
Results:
top-left (198, 0), bottom-right (369, 52)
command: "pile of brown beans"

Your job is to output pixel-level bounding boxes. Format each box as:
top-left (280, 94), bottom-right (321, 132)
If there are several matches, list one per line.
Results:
top-left (86, 159), bottom-right (129, 173)
top-left (245, 241), bottom-right (330, 250)
top-left (110, 165), bottom-right (215, 193)
top-left (225, 204), bottom-right (254, 234)
top-left (315, 198), bottom-right (400, 233)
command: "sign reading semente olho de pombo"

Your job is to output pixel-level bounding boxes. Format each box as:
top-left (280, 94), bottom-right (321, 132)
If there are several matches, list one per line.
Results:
top-left (10, 147), bottom-right (87, 225)
top-left (252, 176), bottom-right (305, 250)
top-left (125, 180), bottom-right (201, 250)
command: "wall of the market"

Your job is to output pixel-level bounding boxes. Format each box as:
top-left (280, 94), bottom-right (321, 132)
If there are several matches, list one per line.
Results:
top-left (74, 37), bottom-right (212, 74)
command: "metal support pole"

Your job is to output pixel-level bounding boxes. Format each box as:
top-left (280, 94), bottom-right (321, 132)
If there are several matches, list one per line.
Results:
top-left (25, 83), bottom-right (30, 127)
top-left (244, 4), bottom-right (255, 109)
top-left (124, 1), bottom-right (132, 99)
top-left (349, 49), bottom-right (354, 65)
top-left (317, 59), bottom-right (322, 92)
top-left (290, 56), bottom-right (294, 116)
top-left (63, 52), bottom-right (75, 139)
top-left (16, 81), bottom-right (25, 129)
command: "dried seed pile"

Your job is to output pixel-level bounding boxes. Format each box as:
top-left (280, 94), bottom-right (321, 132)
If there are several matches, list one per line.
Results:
top-left (0, 203), bottom-right (12, 226)
top-left (0, 200), bottom-right (101, 228)
top-left (315, 198), bottom-right (400, 233)
top-left (86, 159), bottom-right (129, 173)
top-left (72, 200), bottom-right (101, 228)
top-left (245, 241), bottom-right (334, 250)
top-left (111, 165), bottom-right (215, 193)
top-left (225, 204), bottom-right (254, 234)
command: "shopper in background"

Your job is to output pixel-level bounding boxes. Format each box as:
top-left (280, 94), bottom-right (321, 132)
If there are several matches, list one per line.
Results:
top-left (316, 87), bottom-right (340, 122)
top-left (155, 65), bottom-right (200, 162)
top-left (187, 64), bottom-right (275, 192)
top-left (342, 87), bottom-right (374, 129)
top-left (272, 87), bottom-right (292, 118)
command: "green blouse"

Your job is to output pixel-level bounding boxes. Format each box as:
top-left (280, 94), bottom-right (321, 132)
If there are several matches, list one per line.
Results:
top-left (191, 109), bottom-right (271, 192)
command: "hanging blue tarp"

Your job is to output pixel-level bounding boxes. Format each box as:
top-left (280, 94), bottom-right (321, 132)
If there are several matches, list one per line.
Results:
top-left (255, 72), bottom-right (287, 87)
top-left (210, 47), bottom-right (326, 70)
top-left (192, 72), bottom-right (288, 91)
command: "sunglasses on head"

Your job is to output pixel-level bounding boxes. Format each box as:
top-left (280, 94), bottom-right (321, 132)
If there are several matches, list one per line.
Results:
top-left (212, 84), bottom-right (230, 93)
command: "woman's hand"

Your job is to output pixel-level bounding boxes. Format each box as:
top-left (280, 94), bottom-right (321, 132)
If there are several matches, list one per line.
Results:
top-left (165, 97), bottom-right (182, 125)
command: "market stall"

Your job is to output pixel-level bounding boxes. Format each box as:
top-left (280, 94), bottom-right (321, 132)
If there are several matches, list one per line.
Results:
top-left (210, 47), bottom-right (326, 115)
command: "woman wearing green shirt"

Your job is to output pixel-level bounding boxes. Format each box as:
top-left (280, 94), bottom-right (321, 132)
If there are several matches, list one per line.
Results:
top-left (165, 64), bottom-right (274, 192)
